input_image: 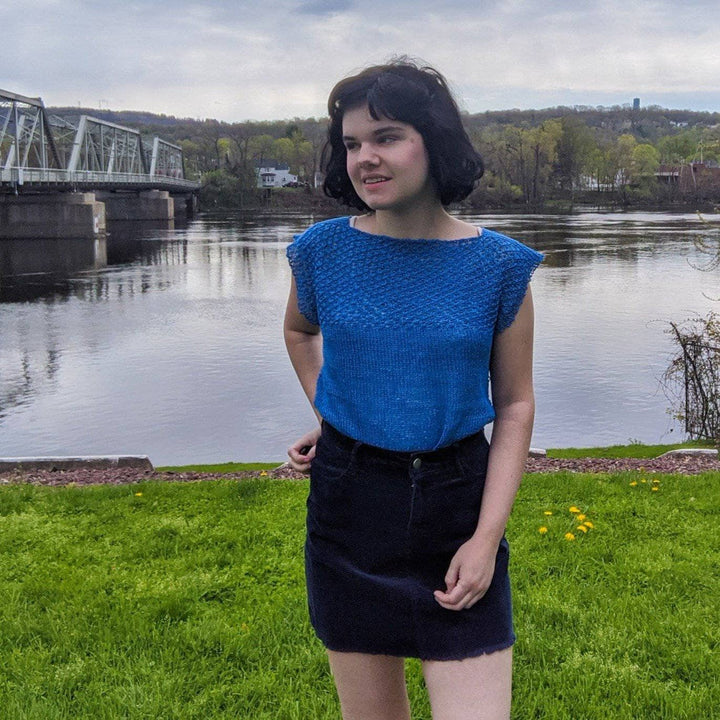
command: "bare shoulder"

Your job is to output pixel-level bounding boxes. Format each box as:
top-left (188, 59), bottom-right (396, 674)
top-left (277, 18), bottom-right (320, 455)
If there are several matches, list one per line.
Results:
top-left (447, 216), bottom-right (480, 239)
top-left (352, 214), bottom-right (375, 233)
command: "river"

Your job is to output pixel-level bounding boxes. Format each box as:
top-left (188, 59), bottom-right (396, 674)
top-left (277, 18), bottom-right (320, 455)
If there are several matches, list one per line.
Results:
top-left (0, 210), bottom-right (717, 465)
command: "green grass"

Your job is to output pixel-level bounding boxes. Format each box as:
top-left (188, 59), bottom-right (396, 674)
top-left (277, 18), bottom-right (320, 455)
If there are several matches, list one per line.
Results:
top-left (0, 470), bottom-right (717, 719)
top-left (155, 461), bottom-right (281, 473)
top-left (546, 439), bottom-right (716, 459)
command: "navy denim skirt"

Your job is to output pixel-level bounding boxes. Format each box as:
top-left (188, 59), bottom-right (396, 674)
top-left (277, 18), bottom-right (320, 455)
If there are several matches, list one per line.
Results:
top-left (305, 422), bottom-right (515, 660)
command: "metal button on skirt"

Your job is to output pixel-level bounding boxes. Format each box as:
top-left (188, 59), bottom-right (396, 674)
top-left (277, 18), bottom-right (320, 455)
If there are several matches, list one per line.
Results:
top-left (305, 422), bottom-right (515, 660)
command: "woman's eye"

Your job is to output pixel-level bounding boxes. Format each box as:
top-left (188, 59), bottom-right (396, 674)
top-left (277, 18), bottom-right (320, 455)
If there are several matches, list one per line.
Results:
top-left (378, 136), bottom-right (397, 144)
top-left (344, 142), bottom-right (358, 152)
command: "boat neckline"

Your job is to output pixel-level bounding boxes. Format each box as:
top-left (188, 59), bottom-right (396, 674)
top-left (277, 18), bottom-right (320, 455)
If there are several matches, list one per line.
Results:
top-left (345, 216), bottom-right (485, 243)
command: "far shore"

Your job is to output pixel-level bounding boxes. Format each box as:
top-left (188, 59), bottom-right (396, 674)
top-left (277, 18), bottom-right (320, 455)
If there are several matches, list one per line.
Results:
top-left (198, 186), bottom-right (720, 216)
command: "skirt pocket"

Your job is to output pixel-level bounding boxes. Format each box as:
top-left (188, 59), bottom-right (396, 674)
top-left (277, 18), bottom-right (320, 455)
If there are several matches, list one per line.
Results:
top-left (308, 429), bottom-right (357, 528)
top-left (418, 433), bottom-right (490, 545)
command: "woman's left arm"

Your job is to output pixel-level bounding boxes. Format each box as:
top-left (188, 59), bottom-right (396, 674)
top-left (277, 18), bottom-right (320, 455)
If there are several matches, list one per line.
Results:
top-left (434, 287), bottom-right (536, 611)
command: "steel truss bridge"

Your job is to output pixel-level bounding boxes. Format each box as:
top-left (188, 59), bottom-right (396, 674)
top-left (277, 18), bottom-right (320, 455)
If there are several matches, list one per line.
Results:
top-left (0, 89), bottom-right (199, 192)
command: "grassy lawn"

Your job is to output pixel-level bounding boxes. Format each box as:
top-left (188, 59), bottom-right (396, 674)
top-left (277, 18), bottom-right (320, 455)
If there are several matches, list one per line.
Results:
top-left (546, 439), bottom-right (716, 459)
top-left (0, 468), bottom-right (717, 719)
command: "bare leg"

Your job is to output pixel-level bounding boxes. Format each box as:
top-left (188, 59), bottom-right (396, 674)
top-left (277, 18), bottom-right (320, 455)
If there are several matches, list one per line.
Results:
top-left (327, 650), bottom-right (412, 720)
top-left (422, 646), bottom-right (512, 720)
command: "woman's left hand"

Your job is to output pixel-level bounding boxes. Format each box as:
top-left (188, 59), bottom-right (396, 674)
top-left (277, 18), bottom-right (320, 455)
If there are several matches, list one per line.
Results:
top-left (433, 536), bottom-right (498, 611)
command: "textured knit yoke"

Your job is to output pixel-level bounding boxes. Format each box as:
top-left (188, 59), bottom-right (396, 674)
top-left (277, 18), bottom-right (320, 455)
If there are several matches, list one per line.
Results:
top-left (287, 216), bottom-right (543, 451)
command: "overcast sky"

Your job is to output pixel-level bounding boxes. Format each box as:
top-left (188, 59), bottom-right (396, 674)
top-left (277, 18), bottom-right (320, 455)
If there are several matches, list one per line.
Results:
top-left (3, 0), bottom-right (720, 122)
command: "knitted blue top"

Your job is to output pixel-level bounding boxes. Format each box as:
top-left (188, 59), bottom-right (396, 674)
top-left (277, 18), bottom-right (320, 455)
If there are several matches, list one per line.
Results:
top-left (287, 216), bottom-right (543, 451)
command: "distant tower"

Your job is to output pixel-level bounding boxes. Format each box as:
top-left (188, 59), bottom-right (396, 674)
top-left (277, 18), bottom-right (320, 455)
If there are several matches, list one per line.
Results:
top-left (633, 98), bottom-right (640, 111)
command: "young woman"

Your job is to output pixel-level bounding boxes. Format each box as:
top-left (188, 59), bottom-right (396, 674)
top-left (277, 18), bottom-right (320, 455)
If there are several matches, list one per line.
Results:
top-left (284, 59), bottom-right (542, 720)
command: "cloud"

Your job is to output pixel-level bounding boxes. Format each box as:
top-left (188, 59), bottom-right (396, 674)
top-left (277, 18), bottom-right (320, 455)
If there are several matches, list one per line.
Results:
top-left (1, 0), bottom-right (719, 120)
top-left (296, 0), bottom-right (354, 14)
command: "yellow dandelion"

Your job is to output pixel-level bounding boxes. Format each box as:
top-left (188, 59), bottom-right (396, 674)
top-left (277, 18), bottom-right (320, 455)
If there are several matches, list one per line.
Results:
top-left (651, 486), bottom-right (659, 492)
top-left (583, 521), bottom-right (594, 529)
top-left (134, 492), bottom-right (143, 497)
top-left (539, 526), bottom-right (548, 534)
top-left (565, 532), bottom-right (576, 541)
top-left (259, 470), bottom-right (268, 477)
top-left (576, 525), bottom-right (588, 533)
top-left (576, 513), bottom-right (587, 522)
top-left (544, 511), bottom-right (553, 516)
top-left (569, 506), bottom-right (580, 514)
top-left (640, 479), bottom-right (647, 484)
top-left (629, 481), bottom-right (638, 487)
top-left (652, 478), bottom-right (660, 484)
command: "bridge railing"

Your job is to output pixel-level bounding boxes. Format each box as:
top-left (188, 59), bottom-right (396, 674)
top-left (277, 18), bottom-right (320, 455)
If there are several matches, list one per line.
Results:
top-left (68, 116), bottom-right (148, 176)
top-left (1, 166), bottom-right (198, 190)
top-left (1, 90), bottom-right (61, 171)
top-left (148, 137), bottom-right (185, 178)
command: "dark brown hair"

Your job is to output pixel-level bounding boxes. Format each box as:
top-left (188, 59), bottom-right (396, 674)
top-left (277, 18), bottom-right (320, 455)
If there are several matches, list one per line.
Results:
top-left (322, 58), bottom-right (484, 210)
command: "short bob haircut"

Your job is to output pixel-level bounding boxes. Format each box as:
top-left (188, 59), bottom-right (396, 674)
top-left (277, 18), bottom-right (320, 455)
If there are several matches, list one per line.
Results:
top-left (322, 58), bottom-right (484, 210)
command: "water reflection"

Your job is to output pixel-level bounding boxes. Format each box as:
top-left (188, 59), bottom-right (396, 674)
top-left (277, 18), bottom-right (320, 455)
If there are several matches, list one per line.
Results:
top-left (0, 211), bottom-right (718, 463)
top-left (0, 236), bottom-right (108, 302)
top-left (106, 219), bottom-right (183, 267)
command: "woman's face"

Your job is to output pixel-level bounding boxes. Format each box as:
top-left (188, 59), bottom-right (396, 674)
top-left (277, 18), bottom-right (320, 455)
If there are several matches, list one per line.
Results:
top-left (341, 104), bottom-right (435, 213)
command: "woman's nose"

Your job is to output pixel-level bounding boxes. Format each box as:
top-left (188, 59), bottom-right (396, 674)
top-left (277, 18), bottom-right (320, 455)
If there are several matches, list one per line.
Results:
top-left (356, 144), bottom-right (379, 166)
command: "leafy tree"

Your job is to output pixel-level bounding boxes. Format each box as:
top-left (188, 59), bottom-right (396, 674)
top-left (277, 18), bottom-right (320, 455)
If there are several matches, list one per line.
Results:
top-left (657, 129), bottom-right (700, 164)
top-left (611, 134), bottom-right (637, 203)
top-left (587, 144), bottom-right (617, 193)
top-left (178, 139), bottom-right (202, 179)
top-left (272, 137), bottom-right (295, 167)
top-left (467, 170), bottom-right (523, 209)
top-left (199, 169), bottom-right (245, 208)
top-left (504, 121), bottom-right (562, 208)
top-left (249, 135), bottom-right (275, 166)
top-left (555, 116), bottom-right (596, 201)
top-left (631, 143), bottom-right (660, 179)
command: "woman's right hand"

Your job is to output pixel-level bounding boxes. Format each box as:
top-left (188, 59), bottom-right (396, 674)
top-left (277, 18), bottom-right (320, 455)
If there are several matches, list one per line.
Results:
top-left (287, 426), bottom-right (322, 472)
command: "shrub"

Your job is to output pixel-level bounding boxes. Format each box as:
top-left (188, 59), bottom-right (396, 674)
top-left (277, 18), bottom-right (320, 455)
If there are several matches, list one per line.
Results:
top-left (664, 313), bottom-right (720, 442)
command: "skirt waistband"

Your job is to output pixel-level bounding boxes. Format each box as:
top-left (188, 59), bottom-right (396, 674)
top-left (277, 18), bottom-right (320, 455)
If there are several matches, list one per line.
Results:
top-left (320, 421), bottom-right (486, 464)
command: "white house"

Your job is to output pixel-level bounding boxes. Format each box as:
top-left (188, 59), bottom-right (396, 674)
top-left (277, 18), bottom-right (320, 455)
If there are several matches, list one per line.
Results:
top-left (256, 161), bottom-right (297, 188)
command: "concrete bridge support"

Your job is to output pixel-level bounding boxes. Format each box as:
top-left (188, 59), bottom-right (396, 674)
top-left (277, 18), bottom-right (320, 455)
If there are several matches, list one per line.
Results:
top-left (171, 192), bottom-right (199, 217)
top-left (101, 190), bottom-right (174, 222)
top-left (0, 193), bottom-right (106, 239)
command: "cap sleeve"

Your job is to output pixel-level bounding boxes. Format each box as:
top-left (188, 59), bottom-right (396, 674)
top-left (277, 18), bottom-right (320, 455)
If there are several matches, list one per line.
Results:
top-left (496, 240), bottom-right (543, 333)
top-left (286, 230), bottom-right (319, 326)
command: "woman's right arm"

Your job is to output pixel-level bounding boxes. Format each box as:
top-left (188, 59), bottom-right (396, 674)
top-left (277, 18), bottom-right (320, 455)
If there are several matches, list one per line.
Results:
top-left (284, 276), bottom-right (323, 471)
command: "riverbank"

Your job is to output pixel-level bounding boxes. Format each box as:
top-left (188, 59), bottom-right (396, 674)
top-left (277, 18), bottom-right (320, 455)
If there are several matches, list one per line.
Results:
top-left (2, 444), bottom-right (718, 487)
top-left (200, 185), bottom-right (720, 216)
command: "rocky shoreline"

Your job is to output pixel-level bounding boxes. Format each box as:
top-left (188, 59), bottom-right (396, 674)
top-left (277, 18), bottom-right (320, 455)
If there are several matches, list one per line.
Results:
top-left (1, 452), bottom-right (718, 488)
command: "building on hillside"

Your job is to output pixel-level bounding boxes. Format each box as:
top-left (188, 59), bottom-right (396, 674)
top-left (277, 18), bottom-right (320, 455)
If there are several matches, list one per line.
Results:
top-left (656, 162), bottom-right (720, 196)
top-left (256, 161), bottom-right (297, 188)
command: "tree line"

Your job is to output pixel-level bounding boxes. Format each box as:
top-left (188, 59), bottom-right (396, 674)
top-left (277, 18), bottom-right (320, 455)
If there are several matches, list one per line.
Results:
top-left (50, 104), bottom-right (720, 211)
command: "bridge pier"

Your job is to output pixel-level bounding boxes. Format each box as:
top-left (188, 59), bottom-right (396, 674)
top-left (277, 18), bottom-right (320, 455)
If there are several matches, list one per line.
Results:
top-left (100, 190), bottom-right (174, 222)
top-left (0, 192), bottom-right (106, 239)
top-left (171, 192), bottom-right (199, 217)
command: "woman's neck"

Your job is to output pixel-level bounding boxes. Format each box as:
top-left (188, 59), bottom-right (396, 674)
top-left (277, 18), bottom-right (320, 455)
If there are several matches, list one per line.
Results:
top-left (358, 203), bottom-right (474, 241)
